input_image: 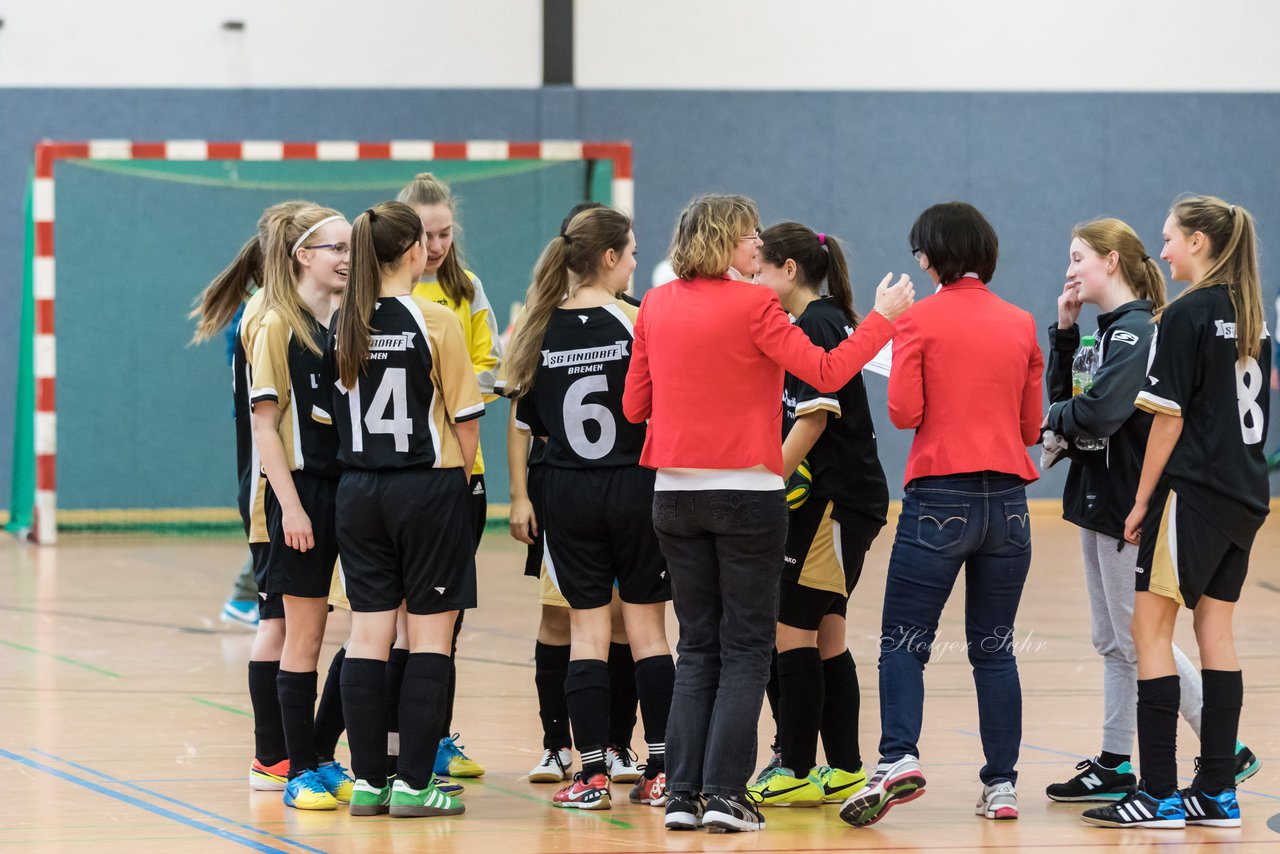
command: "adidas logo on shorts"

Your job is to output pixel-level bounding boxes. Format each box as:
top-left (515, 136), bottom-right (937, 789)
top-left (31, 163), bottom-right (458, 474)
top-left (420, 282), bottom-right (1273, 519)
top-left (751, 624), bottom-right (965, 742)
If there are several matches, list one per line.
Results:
top-left (472, 481), bottom-right (485, 496)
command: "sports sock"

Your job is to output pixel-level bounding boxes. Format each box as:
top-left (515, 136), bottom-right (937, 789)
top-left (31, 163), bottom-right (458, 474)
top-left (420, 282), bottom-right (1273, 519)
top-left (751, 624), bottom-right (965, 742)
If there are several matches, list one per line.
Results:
top-left (566, 658), bottom-right (610, 778)
top-left (399, 653), bottom-right (452, 789)
top-left (820, 650), bottom-right (862, 771)
top-left (340, 657), bottom-right (387, 788)
top-left (765, 647), bottom-right (780, 723)
top-left (607, 642), bottom-right (637, 749)
top-left (277, 669), bottom-right (319, 778)
top-left (1097, 751), bottom-right (1129, 770)
top-left (313, 647), bottom-right (346, 763)
top-left (438, 611), bottom-right (465, 740)
top-left (535, 641), bottom-right (572, 749)
top-left (634, 654), bottom-right (674, 776)
top-left (248, 660), bottom-right (287, 766)
top-left (1196, 669), bottom-right (1243, 795)
top-left (777, 647), bottom-right (824, 775)
top-left (384, 647), bottom-right (408, 776)
top-left (1136, 675), bottom-right (1180, 798)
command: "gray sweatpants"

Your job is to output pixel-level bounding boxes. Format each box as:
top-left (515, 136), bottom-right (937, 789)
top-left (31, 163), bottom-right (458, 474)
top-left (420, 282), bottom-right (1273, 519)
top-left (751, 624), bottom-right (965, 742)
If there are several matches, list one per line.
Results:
top-left (1081, 528), bottom-right (1202, 755)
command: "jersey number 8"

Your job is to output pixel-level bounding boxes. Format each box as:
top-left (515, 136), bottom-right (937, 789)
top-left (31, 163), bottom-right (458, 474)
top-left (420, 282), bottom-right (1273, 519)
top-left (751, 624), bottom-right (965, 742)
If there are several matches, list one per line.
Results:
top-left (1235, 357), bottom-right (1264, 446)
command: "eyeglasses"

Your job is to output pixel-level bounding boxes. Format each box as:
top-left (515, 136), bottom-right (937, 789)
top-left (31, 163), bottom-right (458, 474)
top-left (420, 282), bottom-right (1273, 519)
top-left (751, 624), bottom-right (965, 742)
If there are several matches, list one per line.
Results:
top-left (304, 243), bottom-right (351, 256)
top-left (740, 233), bottom-right (761, 242)
top-left (911, 247), bottom-right (922, 259)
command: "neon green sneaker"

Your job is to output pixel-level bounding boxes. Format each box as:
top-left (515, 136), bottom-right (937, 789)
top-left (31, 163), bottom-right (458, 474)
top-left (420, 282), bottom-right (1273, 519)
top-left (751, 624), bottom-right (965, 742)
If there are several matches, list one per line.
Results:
top-left (818, 765), bottom-right (867, 804)
top-left (389, 777), bottom-right (466, 818)
top-left (747, 766), bottom-right (823, 807)
top-left (348, 778), bottom-right (391, 816)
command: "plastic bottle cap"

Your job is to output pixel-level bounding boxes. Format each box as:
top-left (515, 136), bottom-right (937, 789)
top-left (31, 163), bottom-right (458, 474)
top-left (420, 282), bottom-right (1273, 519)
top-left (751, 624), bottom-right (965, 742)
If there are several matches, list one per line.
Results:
top-left (1081, 335), bottom-right (1097, 346)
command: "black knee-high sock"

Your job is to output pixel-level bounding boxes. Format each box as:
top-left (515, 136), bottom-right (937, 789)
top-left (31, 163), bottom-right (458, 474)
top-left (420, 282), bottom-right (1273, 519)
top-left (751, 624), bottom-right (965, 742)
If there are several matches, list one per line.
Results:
top-left (384, 648), bottom-right (409, 776)
top-left (1136, 675), bottom-right (1180, 798)
top-left (313, 648), bottom-right (346, 764)
top-left (1197, 670), bottom-right (1243, 794)
top-left (341, 657), bottom-right (387, 787)
top-left (438, 612), bottom-right (465, 740)
top-left (607, 642), bottom-right (637, 749)
top-left (400, 652), bottom-right (452, 789)
top-left (535, 642), bottom-right (572, 750)
top-left (820, 650), bottom-right (862, 771)
top-left (277, 670), bottom-right (319, 778)
top-left (566, 659), bottom-right (611, 778)
top-left (634, 655), bottom-right (675, 776)
top-left (248, 660), bottom-right (287, 766)
top-left (765, 648), bottom-right (780, 724)
top-left (777, 648), bottom-right (824, 775)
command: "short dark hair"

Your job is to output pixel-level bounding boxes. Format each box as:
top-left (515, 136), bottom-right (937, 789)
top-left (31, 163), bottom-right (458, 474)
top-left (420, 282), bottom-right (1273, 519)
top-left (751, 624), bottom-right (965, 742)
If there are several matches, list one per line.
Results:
top-left (908, 202), bottom-right (999, 284)
top-left (561, 201), bottom-right (606, 235)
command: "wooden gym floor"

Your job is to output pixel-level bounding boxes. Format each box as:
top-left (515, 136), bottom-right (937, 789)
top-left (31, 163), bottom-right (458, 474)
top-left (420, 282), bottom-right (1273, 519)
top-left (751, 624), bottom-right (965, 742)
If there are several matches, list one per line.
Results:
top-left (1, 508), bottom-right (1278, 852)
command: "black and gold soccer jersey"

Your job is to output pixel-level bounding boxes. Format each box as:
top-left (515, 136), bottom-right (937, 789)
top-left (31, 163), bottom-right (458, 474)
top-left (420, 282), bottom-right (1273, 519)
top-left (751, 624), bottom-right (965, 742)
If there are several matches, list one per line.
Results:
top-left (514, 300), bottom-right (646, 469)
top-left (249, 308), bottom-right (341, 480)
top-left (233, 291), bottom-right (268, 527)
top-left (782, 297), bottom-right (889, 541)
top-left (1136, 285), bottom-right (1271, 543)
top-left (326, 295), bottom-right (484, 471)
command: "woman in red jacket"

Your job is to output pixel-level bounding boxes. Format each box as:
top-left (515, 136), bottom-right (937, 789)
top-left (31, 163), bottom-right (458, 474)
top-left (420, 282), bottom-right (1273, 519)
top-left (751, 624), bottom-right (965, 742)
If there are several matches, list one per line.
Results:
top-left (623, 194), bottom-right (913, 833)
top-left (841, 201), bottom-right (1043, 829)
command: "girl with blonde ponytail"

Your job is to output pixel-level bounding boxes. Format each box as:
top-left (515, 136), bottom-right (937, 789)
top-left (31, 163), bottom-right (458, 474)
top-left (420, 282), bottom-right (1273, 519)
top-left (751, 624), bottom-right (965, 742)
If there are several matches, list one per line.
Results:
top-left (1083, 197), bottom-right (1271, 830)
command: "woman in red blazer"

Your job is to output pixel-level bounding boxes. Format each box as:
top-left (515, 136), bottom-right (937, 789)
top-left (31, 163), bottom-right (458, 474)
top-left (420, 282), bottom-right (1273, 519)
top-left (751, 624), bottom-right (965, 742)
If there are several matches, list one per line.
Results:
top-left (841, 202), bottom-right (1043, 829)
top-left (623, 193), bottom-right (914, 833)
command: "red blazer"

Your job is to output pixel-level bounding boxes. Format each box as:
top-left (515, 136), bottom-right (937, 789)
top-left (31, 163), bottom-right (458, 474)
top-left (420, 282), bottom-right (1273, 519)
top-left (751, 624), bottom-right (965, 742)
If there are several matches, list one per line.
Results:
top-left (623, 276), bottom-right (895, 475)
top-left (887, 277), bottom-right (1043, 485)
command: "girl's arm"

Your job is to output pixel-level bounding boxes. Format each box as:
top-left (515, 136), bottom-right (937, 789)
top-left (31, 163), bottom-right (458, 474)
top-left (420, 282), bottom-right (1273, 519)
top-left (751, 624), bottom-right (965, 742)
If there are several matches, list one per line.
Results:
top-left (781, 411), bottom-right (827, 479)
top-left (1123, 413), bottom-right (1183, 544)
top-left (507, 408), bottom-right (537, 544)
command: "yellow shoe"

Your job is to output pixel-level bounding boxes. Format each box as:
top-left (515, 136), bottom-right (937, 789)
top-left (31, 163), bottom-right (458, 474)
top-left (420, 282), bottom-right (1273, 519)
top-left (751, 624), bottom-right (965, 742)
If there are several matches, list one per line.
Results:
top-left (435, 733), bottom-right (485, 778)
top-left (817, 764), bottom-right (867, 804)
top-left (747, 766), bottom-right (823, 807)
top-left (316, 760), bottom-right (354, 803)
top-left (283, 769), bottom-right (339, 810)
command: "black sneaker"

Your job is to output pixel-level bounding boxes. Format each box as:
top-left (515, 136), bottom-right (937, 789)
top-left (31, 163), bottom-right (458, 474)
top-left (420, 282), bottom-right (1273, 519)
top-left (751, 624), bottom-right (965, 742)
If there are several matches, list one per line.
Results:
top-left (1180, 785), bottom-right (1241, 827)
top-left (1081, 789), bottom-right (1185, 828)
top-left (1235, 742), bottom-right (1261, 785)
top-left (664, 792), bottom-right (703, 831)
top-left (703, 793), bottom-right (765, 833)
top-left (1045, 757), bottom-right (1137, 802)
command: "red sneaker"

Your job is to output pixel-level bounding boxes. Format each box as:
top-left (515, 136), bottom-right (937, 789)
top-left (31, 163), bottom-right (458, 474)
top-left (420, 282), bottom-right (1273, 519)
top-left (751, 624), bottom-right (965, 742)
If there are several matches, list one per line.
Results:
top-left (629, 771), bottom-right (667, 806)
top-left (552, 772), bottom-right (611, 810)
top-left (250, 758), bottom-right (289, 791)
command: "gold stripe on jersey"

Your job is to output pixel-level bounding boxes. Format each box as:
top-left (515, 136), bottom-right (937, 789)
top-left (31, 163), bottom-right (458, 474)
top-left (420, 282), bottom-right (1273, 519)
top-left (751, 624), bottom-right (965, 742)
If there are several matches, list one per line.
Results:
top-left (240, 292), bottom-right (272, 544)
top-left (248, 474), bottom-right (270, 543)
top-left (249, 310), bottom-right (305, 470)
top-left (1135, 390), bottom-right (1183, 418)
top-left (795, 397), bottom-right (842, 418)
top-left (1148, 490), bottom-right (1186, 606)
top-left (407, 295), bottom-right (486, 470)
top-left (797, 500), bottom-right (846, 595)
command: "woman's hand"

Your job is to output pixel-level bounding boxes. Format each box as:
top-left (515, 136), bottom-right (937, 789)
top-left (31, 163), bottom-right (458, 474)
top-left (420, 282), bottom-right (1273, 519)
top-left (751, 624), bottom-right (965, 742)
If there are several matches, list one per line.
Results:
top-left (509, 496), bottom-right (538, 545)
top-left (1058, 281), bottom-right (1083, 329)
top-left (873, 273), bottom-right (916, 321)
top-left (1123, 500), bottom-right (1146, 545)
top-left (283, 504), bottom-right (315, 552)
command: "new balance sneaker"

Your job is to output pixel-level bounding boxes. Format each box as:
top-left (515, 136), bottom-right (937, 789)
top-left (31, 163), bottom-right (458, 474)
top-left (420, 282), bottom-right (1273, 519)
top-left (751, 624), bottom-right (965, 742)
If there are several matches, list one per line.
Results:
top-left (348, 778), bottom-right (391, 816)
top-left (817, 765), bottom-right (866, 804)
top-left (747, 766), bottom-right (823, 807)
top-left (283, 769), bottom-right (339, 810)
top-left (249, 758), bottom-right (289, 791)
top-left (315, 760), bottom-right (354, 803)
top-left (552, 772), bottom-right (611, 810)
top-left (1081, 789), bottom-right (1185, 828)
top-left (703, 792), bottom-right (765, 833)
top-left (221, 598), bottom-right (258, 628)
top-left (1235, 742), bottom-right (1261, 785)
top-left (434, 733), bottom-right (485, 778)
top-left (1045, 757), bottom-right (1137, 802)
top-left (664, 792), bottom-right (704, 830)
top-left (529, 747), bottom-right (572, 783)
top-left (629, 770), bottom-right (667, 806)
top-left (389, 777), bottom-right (465, 817)
top-left (1180, 786), bottom-right (1241, 827)
top-left (839, 755), bottom-right (926, 827)
top-left (606, 745), bottom-right (641, 783)
top-left (975, 780), bottom-right (1018, 820)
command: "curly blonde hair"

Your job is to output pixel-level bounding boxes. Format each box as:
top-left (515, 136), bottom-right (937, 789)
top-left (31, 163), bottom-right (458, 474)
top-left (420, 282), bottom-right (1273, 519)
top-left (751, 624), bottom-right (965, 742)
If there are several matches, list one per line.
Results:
top-left (670, 194), bottom-right (760, 280)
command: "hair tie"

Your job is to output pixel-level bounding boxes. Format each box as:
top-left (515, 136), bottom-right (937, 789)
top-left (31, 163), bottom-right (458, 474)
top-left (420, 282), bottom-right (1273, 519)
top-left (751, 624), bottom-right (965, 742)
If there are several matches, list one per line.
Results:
top-left (1142, 254), bottom-right (1150, 262)
top-left (365, 207), bottom-right (377, 221)
top-left (1228, 204), bottom-right (1237, 217)
top-left (818, 232), bottom-right (826, 246)
top-left (560, 231), bottom-right (572, 244)
top-left (291, 214), bottom-right (345, 256)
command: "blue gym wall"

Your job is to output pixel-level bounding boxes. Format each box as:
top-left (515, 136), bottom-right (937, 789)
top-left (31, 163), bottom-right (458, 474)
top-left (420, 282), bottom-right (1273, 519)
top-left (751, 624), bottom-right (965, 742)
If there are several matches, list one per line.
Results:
top-left (2, 88), bottom-right (1279, 512)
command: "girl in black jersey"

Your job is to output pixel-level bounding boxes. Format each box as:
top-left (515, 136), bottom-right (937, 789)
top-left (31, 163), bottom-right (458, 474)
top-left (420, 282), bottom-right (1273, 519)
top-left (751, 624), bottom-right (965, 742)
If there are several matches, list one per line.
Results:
top-left (504, 207), bottom-right (675, 811)
top-left (192, 201), bottom-right (349, 798)
top-left (329, 201), bottom-right (483, 819)
top-left (1084, 196), bottom-right (1271, 830)
top-left (748, 223), bottom-right (888, 809)
top-left (248, 206), bottom-right (352, 810)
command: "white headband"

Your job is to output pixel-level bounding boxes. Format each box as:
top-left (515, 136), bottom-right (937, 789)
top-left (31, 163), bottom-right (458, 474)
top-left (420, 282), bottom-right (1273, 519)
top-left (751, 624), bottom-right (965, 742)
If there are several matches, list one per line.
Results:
top-left (291, 215), bottom-right (345, 256)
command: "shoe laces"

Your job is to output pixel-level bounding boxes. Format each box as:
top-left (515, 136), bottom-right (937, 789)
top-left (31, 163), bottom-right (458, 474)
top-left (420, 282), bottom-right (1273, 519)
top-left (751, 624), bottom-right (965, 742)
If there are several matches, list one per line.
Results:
top-left (1075, 758), bottom-right (1093, 771)
top-left (610, 745), bottom-right (638, 767)
top-left (442, 733), bottom-right (470, 758)
top-left (295, 771), bottom-right (329, 794)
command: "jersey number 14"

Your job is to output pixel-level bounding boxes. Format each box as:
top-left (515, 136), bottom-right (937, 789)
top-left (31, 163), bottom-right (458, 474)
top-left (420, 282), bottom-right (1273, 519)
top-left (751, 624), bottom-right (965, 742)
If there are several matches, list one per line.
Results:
top-left (345, 368), bottom-right (414, 452)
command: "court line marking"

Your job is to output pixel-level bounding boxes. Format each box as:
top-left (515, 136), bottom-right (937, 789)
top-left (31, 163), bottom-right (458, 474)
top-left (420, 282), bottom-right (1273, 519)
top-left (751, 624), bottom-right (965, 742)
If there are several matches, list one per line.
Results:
top-left (0, 747), bottom-right (292, 853)
top-left (193, 695), bottom-right (251, 716)
top-left (0, 603), bottom-right (227, 634)
top-left (30, 749), bottom-right (330, 854)
top-left (0, 638), bottom-right (122, 678)
top-left (483, 781), bottom-right (634, 829)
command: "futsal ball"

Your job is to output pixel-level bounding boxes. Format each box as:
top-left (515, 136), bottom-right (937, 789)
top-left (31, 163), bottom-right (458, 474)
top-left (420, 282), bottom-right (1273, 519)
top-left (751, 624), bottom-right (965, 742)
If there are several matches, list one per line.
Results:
top-left (786, 460), bottom-right (812, 510)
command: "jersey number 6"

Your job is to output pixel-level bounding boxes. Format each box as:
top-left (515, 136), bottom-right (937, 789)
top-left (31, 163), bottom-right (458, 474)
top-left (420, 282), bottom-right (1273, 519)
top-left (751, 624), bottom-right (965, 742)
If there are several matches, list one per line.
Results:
top-left (563, 375), bottom-right (617, 461)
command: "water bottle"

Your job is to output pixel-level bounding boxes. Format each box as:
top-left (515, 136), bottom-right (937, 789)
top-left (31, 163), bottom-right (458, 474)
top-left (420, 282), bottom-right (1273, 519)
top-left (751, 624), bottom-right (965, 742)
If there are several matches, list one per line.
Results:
top-left (1071, 335), bottom-right (1107, 451)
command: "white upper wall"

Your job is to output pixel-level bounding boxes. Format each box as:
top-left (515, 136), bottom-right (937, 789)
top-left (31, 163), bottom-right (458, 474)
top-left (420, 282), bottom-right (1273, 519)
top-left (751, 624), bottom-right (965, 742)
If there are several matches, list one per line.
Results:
top-left (1, 1), bottom-right (1277, 91)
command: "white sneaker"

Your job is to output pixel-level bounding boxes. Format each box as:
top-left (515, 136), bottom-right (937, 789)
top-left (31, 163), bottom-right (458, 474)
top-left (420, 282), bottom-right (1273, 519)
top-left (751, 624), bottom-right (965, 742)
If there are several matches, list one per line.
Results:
top-left (529, 747), bottom-right (572, 783)
top-left (976, 780), bottom-right (1018, 820)
top-left (606, 745), bottom-right (641, 783)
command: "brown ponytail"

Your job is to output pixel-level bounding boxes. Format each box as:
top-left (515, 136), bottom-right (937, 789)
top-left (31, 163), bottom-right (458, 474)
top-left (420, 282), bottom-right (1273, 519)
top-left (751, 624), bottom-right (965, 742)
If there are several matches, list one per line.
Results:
top-left (760, 221), bottom-right (861, 327)
top-left (1071, 217), bottom-right (1167, 311)
top-left (260, 205), bottom-right (344, 356)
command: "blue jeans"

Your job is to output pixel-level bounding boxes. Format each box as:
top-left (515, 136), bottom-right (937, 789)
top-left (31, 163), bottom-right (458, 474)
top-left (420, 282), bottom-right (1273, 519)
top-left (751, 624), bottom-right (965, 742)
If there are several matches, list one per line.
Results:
top-left (877, 472), bottom-right (1031, 785)
top-left (652, 489), bottom-right (788, 797)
